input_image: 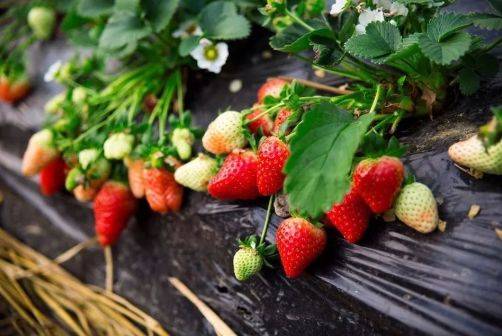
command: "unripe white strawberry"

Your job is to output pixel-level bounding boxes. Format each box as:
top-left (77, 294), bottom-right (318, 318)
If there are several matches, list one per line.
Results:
top-left (174, 154), bottom-right (217, 192)
top-left (172, 128), bottom-right (195, 160)
top-left (27, 7), bottom-right (56, 40)
top-left (394, 182), bottom-right (439, 233)
top-left (22, 129), bottom-right (58, 176)
top-left (78, 148), bottom-right (99, 169)
top-left (448, 135), bottom-right (502, 175)
top-left (72, 87), bottom-right (88, 105)
top-left (202, 111), bottom-right (247, 154)
top-left (44, 92), bottom-right (66, 114)
top-left (103, 133), bottom-right (134, 160)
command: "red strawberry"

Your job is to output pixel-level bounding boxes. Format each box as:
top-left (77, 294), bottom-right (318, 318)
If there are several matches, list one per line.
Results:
top-left (353, 156), bottom-right (404, 213)
top-left (326, 188), bottom-right (372, 243)
top-left (39, 157), bottom-right (68, 196)
top-left (257, 136), bottom-right (290, 196)
top-left (127, 159), bottom-right (145, 198)
top-left (208, 149), bottom-right (259, 200)
top-left (276, 217), bottom-right (327, 278)
top-left (0, 76), bottom-right (30, 103)
top-left (257, 78), bottom-right (288, 103)
top-left (272, 108), bottom-right (293, 136)
top-left (143, 167), bottom-right (183, 213)
top-left (94, 181), bottom-right (137, 246)
top-left (246, 104), bottom-right (273, 136)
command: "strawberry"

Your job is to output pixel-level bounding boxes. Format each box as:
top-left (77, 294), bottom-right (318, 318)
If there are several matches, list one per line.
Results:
top-left (257, 78), bottom-right (288, 103)
top-left (233, 247), bottom-right (263, 281)
top-left (143, 167), bottom-right (183, 213)
top-left (353, 156), bottom-right (404, 213)
top-left (448, 135), bottom-right (502, 175)
top-left (276, 218), bottom-right (326, 278)
top-left (326, 188), bottom-right (372, 243)
top-left (174, 154), bottom-right (217, 192)
top-left (202, 111), bottom-right (247, 154)
top-left (257, 136), bottom-right (290, 196)
top-left (39, 157), bottom-right (68, 196)
top-left (272, 108), bottom-right (293, 136)
top-left (172, 128), bottom-right (195, 160)
top-left (103, 133), bottom-right (134, 160)
top-left (0, 76), bottom-right (30, 103)
top-left (94, 181), bottom-right (137, 246)
top-left (245, 104), bottom-right (273, 136)
top-left (73, 185), bottom-right (98, 202)
top-left (127, 159), bottom-right (145, 198)
top-left (27, 7), bottom-right (56, 40)
top-left (207, 149), bottom-right (259, 200)
top-left (22, 129), bottom-right (59, 176)
top-left (394, 182), bottom-right (439, 233)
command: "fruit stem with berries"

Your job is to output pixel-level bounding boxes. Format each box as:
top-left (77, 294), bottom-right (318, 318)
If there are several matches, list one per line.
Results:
top-left (259, 195), bottom-right (275, 245)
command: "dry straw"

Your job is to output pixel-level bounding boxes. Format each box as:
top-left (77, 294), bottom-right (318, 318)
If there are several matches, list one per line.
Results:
top-left (0, 228), bottom-right (169, 336)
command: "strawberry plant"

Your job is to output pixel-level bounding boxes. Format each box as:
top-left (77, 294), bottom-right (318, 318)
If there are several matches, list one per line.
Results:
top-left (261, 0), bottom-right (501, 115)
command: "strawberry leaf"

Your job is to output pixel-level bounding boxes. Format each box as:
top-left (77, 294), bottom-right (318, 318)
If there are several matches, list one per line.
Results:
top-left (344, 21), bottom-right (402, 64)
top-left (199, 1), bottom-right (250, 40)
top-left (284, 103), bottom-right (374, 219)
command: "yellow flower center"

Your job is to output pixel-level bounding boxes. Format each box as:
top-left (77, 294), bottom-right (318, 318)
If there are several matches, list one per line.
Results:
top-left (204, 45), bottom-right (218, 61)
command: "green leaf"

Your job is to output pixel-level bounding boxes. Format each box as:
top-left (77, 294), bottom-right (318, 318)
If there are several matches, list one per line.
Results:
top-left (426, 13), bottom-right (472, 42)
top-left (384, 34), bottom-right (420, 63)
top-left (344, 21), bottom-right (402, 64)
top-left (199, 1), bottom-right (250, 40)
top-left (458, 67), bottom-right (480, 95)
top-left (77, 0), bottom-right (114, 18)
top-left (270, 19), bottom-right (331, 53)
top-left (99, 12), bottom-right (151, 50)
top-left (470, 13), bottom-right (502, 31)
top-left (178, 35), bottom-right (201, 56)
top-left (418, 32), bottom-right (471, 65)
top-left (141, 0), bottom-right (180, 32)
top-left (61, 10), bottom-right (89, 32)
top-left (487, 0), bottom-right (502, 15)
top-left (284, 103), bottom-right (374, 218)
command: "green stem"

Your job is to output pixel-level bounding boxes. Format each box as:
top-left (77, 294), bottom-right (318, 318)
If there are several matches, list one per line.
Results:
top-left (369, 84), bottom-right (383, 114)
top-left (176, 68), bottom-right (184, 117)
top-left (244, 102), bottom-right (284, 124)
top-left (285, 9), bottom-right (315, 32)
top-left (259, 195), bottom-right (275, 245)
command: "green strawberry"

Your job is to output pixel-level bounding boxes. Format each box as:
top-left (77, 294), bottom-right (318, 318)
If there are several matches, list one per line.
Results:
top-left (172, 128), bottom-right (195, 160)
top-left (448, 135), bottom-right (502, 175)
top-left (27, 7), bottom-right (56, 40)
top-left (394, 182), bottom-right (439, 233)
top-left (202, 111), bottom-right (247, 155)
top-left (233, 247), bottom-right (264, 281)
top-left (174, 154), bottom-right (218, 192)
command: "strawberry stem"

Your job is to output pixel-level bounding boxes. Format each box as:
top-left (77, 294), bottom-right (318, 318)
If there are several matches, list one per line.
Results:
top-left (369, 84), bottom-right (383, 114)
top-left (259, 195), bottom-right (275, 245)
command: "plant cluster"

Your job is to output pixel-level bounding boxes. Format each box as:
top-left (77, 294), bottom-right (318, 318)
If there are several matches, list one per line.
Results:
top-left (2, 0), bottom-right (502, 285)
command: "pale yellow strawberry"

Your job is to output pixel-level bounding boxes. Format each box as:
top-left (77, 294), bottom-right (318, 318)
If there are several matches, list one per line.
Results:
top-left (174, 154), bottom-right (217, 192)
top-left (395, 182), bottom-right (439, 233)
top-left (202, 111), bottom-right (247, 154)
top-left (448, 135), bottom-right (502, 175)
top-left (22, 129), bottom-right (58, 176)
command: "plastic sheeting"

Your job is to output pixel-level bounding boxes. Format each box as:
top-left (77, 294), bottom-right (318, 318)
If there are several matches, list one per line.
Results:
top-left (1, 2), bottom-right (502, 334)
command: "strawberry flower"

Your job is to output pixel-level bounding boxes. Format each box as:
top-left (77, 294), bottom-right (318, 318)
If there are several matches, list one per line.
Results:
top-left (374, 0), bottom-right (408, 17)
top-left (330, 0), bottom-right (352, 16)
top-left (190, 38), bottom-right (229, 74)
top-left (172, 20), bottom-right (202, 38)
top-left (355, 8), bottom-right (385, 34)
top-left (44, 60), bottom-right (62, 82)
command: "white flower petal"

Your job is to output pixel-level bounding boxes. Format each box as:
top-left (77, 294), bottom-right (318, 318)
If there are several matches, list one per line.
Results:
top-left (330, 0), bottom-right (350, 16)
top-left (44, 60), bottom-right (61, 82)
top-left (356, 9), bottom-right (384, 34)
